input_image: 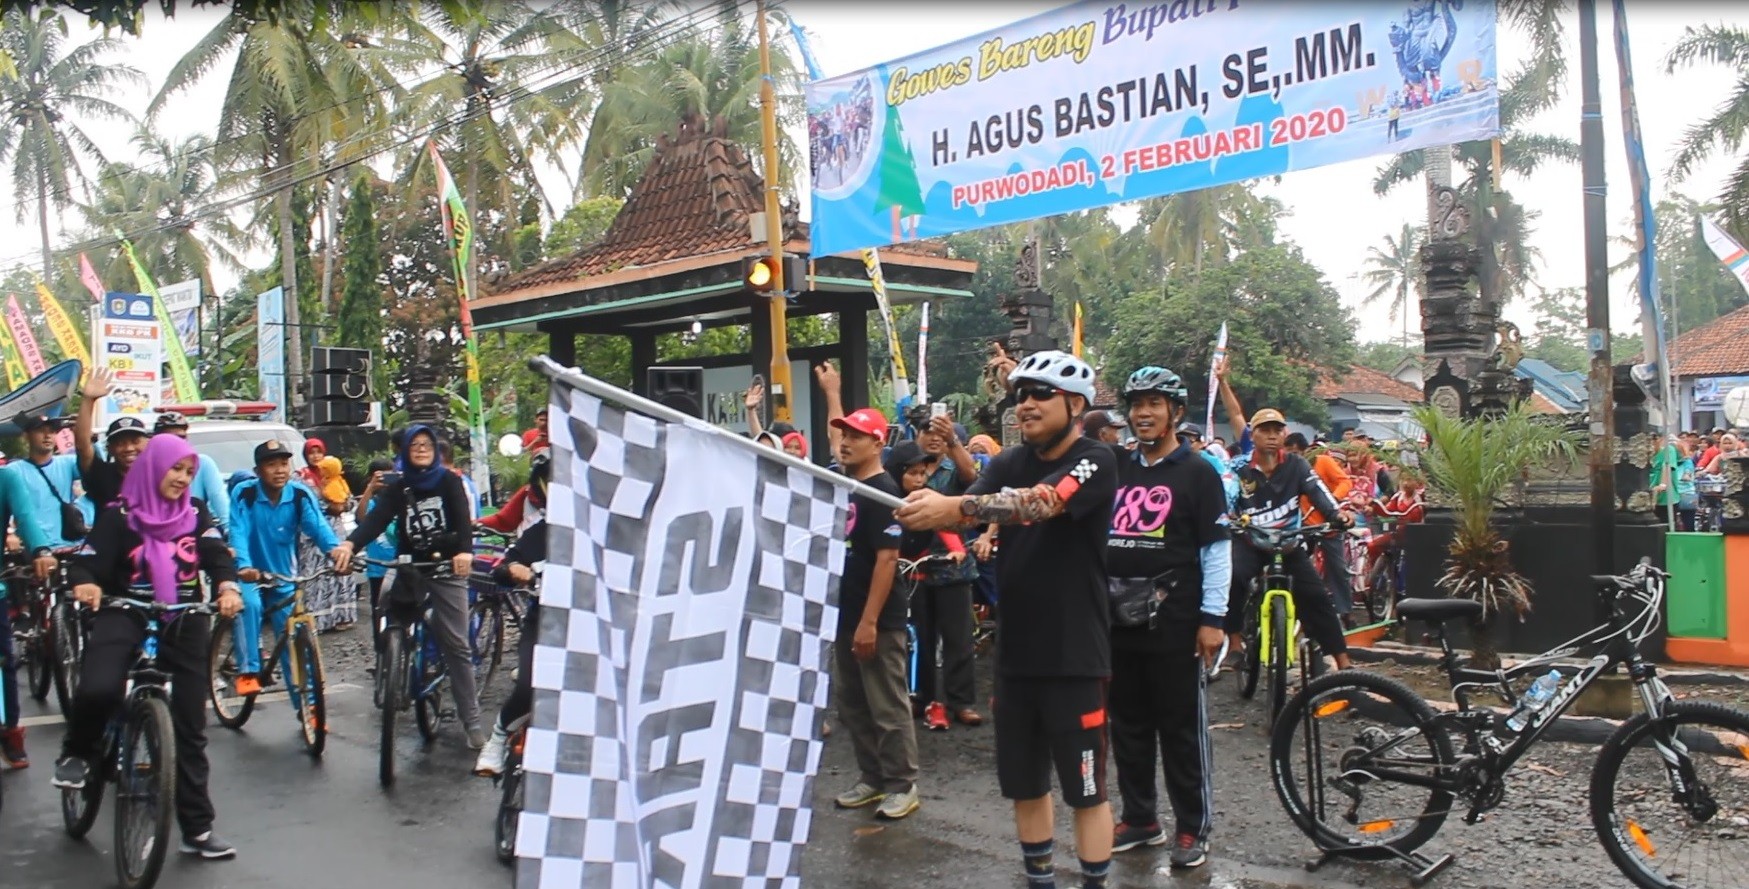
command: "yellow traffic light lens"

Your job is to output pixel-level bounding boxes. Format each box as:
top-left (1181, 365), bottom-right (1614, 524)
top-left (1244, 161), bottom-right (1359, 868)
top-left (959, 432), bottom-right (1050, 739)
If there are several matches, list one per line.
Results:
top-left (747, 260), bottom-right (773, 288)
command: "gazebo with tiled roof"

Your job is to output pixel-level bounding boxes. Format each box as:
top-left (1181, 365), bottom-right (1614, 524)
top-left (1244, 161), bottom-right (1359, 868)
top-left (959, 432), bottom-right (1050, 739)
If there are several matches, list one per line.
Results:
top-left (473, 114), bottom-right (977, 443)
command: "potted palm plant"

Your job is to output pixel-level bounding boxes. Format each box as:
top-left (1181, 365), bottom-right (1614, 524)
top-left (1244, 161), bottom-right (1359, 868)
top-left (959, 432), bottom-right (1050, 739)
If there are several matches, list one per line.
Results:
top-left (1411, 400), bottom-right (1582, 667)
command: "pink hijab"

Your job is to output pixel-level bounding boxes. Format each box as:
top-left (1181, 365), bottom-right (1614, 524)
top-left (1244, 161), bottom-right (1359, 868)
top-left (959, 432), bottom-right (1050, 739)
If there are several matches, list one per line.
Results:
top-left (119, 434), bottom-right (199, 603)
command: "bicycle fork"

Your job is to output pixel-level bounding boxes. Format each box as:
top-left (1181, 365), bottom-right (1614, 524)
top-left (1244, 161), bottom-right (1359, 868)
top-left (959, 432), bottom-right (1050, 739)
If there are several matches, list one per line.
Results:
top-left (1629, 661), bottom-right (1717, 822)
top-left (1258, 585), bottom-right (1299, 667)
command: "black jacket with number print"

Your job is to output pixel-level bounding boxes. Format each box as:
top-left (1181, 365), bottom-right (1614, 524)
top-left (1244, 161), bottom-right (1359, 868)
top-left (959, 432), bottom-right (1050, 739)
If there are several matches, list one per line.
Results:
top-left (347, 471), bottom-right (474, 562)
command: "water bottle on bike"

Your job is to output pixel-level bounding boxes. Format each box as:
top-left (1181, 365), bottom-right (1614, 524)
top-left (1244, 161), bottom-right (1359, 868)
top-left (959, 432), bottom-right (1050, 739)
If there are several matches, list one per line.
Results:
top-left (1503, 670), bottom-right (1562, 734)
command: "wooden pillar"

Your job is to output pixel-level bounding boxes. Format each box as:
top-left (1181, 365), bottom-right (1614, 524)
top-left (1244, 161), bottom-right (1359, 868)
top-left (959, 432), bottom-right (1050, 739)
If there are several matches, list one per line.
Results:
top-left (630, 330), bottom-right (657, 398)
top-left (841, 305), bottom-right (869, 413)
top-left (548, 327), bottom-right (576, 368)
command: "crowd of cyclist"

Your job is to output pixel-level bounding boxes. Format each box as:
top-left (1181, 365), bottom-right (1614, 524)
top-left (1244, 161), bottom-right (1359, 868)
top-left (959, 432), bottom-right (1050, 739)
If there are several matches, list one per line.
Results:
top-left (0, 366), bottom-right (554, 863)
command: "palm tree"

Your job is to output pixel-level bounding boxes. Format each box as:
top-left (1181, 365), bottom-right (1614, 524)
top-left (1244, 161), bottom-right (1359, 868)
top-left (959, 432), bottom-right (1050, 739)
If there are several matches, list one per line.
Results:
top-left (1142, 184), bottom-right (1273, 280)
top-left (1361, 224), bottom-right (1423, 345)
top-left (1412, 400), bottom-right (1581, 667)
top-left (80, 128), bottom-right (250, 303)
top-left (580, 3), bottom-right (805, 198)
top-left (0, 9), bottom-right (142, 277)
top-left (152, 1), bottom-right (396, 403)
top-left (1665, 24), bottom-right (1749, 235)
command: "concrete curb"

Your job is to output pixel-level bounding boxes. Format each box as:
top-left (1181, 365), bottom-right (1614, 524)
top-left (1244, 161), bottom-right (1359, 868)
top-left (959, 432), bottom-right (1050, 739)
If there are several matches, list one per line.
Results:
top-left (1351, 640), bottom-right (1749, 687)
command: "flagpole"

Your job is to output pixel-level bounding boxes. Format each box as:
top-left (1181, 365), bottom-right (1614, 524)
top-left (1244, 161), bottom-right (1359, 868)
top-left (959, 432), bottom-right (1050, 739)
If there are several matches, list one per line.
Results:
top-left (755, 0), bottom-right (797, 425)
top-left (428, 141), bottom-right (492, 505)
top-left (529, 356), bottom-right (905, 509)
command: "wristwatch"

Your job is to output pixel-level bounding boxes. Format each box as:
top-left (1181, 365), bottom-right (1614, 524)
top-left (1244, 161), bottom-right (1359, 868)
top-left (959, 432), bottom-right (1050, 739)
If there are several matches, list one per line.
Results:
top-left (958, 496), bottom-right (979, 518)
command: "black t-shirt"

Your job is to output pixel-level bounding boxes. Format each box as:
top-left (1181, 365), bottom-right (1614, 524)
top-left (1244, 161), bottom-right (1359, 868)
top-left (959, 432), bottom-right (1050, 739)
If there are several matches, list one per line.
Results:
top-left (1106, 443), bottom-right (1229, 644)
top-left (969, 435), bottom-right (1117, 678)
top-left (81, 458), bottom-right (124, 513)
top-left (839, 472), bottom-right (905, 638)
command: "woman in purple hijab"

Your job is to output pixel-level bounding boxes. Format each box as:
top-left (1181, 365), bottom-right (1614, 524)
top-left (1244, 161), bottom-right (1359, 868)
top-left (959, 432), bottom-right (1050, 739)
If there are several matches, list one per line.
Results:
top-left (56, 434), bottom-right (245, 859)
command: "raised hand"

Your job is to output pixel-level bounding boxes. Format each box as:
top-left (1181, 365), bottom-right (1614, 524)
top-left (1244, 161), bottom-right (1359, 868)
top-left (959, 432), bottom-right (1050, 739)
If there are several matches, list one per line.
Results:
top-left (744, 378), bottom-right (765, 410)
top-left (83, 366), bottom-right (115, 399)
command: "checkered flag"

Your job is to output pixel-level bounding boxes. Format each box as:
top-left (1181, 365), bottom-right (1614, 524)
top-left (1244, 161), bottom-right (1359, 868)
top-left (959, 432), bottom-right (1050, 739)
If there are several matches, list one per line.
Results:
top-left (517, 377), bottom-right (848, 889)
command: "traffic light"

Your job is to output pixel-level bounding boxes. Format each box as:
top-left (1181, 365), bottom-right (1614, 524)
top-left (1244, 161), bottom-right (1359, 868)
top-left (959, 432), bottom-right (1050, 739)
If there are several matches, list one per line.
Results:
top-left (743, 254), bottom-right (806, 294)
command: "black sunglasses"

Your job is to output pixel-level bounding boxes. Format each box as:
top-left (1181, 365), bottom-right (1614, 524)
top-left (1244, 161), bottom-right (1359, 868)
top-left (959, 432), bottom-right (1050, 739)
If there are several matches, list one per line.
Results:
top-left (1014, 384), bottom-right (1062, 404)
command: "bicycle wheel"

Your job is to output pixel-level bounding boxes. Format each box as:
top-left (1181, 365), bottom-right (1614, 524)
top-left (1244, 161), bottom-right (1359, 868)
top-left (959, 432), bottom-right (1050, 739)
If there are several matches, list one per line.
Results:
top-left (470, 598), bottom-right (507, 701)
top-left (1364, 558), bottom-right (1395, 624)
top-left (26, 607), bottom-right (51, 701)
top-left (378, 630), bottom-right (405, 789)
top-left (114, 696), bottom-right (177, 889)
top-left (291, 623), bottom-right (326, 758)
top-left (1264, 600), bottom-right (1290, 732)
top-left (207, 616), bottom-right (257, 729)
top-left (416, 653), bottom-right (447, 742)
top-left (1236, 607), bottom-right (1262, 700)
top-left (1590, 700), bottom-right (1749, 889)
top-left (1271, 670), bottom-right (1454, 861)
top-left (61, 747), bottom-right (106, 838)
top-left (51, 600), bottom-right (81, 715)
top-left (495, 749), bottom-right (524, 864)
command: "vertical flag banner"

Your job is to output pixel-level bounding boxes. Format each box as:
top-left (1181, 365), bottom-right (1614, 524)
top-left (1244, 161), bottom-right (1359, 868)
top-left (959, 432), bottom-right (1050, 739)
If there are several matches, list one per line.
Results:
top-left (4, 294), bottom-right (47, 375)
top-left (119, 241), bottom-right (200, 402)
top-left (0, 314), bottom-right (29, 389)
top-left (78, 252), bottom-right (107, 302)
top-left (258, 287), bottom-right (287, 422)
top-left (34, 281), bottom-right (90, 366)
top-left (1701, 216), bottom-right (1749, 297)
top-left (96, 293), bottom-right (162, 422)
top-left (1612, 0), bottom-right (1673, 444)
top-left (1207, 322), bottom-right (1228, 433)
top-left (805, 0), bottom-right (1501, 255)
top-left (917, 299), bottom-right (931, 402)
top-left (1072, 302), bottom-right (1085, 359)
top-left (518, 368), bottom-right (852, 888)
top-left (429, 141), bottom-right (490, 500)
top-left (793, 20), bottom-right (911, 402)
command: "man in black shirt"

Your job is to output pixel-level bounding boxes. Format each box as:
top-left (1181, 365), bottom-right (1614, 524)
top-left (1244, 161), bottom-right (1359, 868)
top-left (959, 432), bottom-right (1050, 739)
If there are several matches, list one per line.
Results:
top-left (898, 350), bottom-right (1118, 889)
top-left (1103, 366), bottom-right (1230, 869)
top-left (822, 403), bottom-right (920, 821)
top-left (71, 368), bottom-right (148, 515)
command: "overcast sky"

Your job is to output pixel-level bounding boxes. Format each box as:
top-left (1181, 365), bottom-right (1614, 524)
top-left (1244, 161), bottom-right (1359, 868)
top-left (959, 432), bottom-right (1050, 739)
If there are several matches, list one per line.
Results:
top-left (0, 1), bottom-right (1743, 347)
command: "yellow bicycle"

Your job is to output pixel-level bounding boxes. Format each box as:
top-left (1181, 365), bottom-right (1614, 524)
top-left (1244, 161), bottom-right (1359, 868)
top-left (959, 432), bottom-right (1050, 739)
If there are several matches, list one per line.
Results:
top-left (208, 569), bottom-right (334, 757)
top-left (1233, 523), bottom-right (1334, 732)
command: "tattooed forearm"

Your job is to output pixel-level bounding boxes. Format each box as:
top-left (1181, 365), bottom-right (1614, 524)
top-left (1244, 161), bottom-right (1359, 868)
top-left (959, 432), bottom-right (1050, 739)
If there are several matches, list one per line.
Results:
top-left (964, 484), bottom-right (1066, 525)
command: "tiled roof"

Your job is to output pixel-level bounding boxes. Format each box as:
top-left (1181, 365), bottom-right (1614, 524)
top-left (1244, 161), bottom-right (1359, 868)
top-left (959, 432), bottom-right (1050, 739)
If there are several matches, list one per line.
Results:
top-left (1667, 303), bottom-right (1749, 378)
top-left (488, 114), bottom-right (945, 298)
top-left (1314, 364), bottom-right (1426, 403)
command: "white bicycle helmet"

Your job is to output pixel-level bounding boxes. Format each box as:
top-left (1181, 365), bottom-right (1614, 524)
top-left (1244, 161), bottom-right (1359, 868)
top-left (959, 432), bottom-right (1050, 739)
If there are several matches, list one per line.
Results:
top-left (1008, 350), bottom-right (1097, 404)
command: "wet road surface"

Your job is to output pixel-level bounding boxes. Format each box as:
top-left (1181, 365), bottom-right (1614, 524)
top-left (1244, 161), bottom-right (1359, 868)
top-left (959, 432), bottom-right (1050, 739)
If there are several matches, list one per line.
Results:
top-left (2, 627), bottom-right (1635, 888)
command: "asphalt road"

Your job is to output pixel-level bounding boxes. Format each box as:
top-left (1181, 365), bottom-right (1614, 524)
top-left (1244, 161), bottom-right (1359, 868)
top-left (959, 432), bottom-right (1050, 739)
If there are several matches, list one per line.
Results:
top-left (2, 626), bottom-right (1637, 889)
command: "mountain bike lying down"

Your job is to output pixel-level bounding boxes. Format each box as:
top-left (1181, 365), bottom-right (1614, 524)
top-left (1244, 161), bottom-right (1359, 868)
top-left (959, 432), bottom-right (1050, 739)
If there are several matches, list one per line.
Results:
top-left (1270, 559), bottom-right (1749, 888)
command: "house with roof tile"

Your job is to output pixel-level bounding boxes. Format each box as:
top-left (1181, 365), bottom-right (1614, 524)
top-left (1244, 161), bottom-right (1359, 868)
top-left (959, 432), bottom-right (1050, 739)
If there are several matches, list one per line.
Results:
top-left (1665, 304), bottom-right (1749, 431)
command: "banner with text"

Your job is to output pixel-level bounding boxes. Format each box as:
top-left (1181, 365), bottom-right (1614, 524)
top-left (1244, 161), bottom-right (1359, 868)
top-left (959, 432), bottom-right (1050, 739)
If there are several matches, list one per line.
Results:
top-left (258, 287), bottom-right (286, 423)
top-left (806, 0), bottom-right (1499, 255)
top-left (97, 292), bottom-right (163, 420)
top-left (159, 278), bottom-right (203, 356)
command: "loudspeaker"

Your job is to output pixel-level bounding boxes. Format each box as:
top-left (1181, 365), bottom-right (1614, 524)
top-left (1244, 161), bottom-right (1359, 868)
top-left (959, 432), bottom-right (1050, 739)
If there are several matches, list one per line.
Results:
top-left (311, 346), bottom-right (371, 375)
top-left (309, 399), bottom-right (370, 427)
top-left (310, 371), bottom-right (369, 400)
top-left (647, 366), bottom-right (704, 418)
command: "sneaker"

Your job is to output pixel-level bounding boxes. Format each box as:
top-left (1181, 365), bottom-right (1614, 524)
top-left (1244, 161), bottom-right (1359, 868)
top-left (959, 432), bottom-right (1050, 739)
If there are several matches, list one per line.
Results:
top-left (1, 726), bottom-right (28, 768)
top-left (52, 755), bottom-right (88, 790)
top-left (1112, 821), bottom-right (1167, 853)
top-left (1169, 833), bottom-right (1207, 868)
top-left (474, 723), bottom-right (511, 777)
top-left (833, 781), bottom-right (884, 809)
top-left (466, 724), bottom-right (489, 750)
top-left (875, 785), bottom-right (920, 820)
top-left (179, 831), bottom-right (237, 859)
top-left (234, 674), bottom-right (262, 696)
top-left (924, 701), bottom-right (949, 731)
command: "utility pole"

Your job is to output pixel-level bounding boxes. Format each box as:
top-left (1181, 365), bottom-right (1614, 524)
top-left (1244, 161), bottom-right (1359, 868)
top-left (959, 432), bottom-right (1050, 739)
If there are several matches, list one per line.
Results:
top-left (756, 0), bottom-right (794, 423)
top-left (1579, 0), bottom-right (1615, 574)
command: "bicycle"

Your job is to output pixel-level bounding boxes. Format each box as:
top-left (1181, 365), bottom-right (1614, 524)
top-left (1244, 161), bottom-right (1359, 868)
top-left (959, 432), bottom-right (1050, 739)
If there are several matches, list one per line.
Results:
top-left (47, 548), bottom-right (87, 716)
top-left (1271, 559), bottom-right (1749, 888)
top-left (1358, 500), bottom-right (1417, 624)
top-left (493, 712), bottom-right (532, 865)
top-left (365, 556), bottom-right (456, 789)
top-left (1232, 522), bottom-right (1336, 733)
top-left (60, 597), bottom-right (216, 889)
top-left (4, 560), bottom-right (53, 706)
top-left (207, 568), bottom-right (335, 757)
top-left (896, 553), bottom-right (958, 701)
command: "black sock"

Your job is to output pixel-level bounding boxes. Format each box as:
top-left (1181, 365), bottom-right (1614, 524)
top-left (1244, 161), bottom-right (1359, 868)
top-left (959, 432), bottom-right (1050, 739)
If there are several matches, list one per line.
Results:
top-left (1022, 839), bottom-right (1055, 888)
top-left (1080, 858), bottom-right (1111, 889)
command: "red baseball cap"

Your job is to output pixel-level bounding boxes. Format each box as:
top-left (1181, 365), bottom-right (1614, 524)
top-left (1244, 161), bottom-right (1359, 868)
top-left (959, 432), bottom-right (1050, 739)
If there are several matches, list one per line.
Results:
top-left (831, 408), bottom-right (888, 439)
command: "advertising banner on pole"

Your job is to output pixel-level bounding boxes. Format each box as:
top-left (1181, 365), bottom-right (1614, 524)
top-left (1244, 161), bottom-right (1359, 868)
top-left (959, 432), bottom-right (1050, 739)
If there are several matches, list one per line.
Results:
top-left (96, 292), bottom-right (163, 423)
top-left (806, 0), bottom-right (1499, 256)
top-left (258, 286), bottom-right (286, 423)
top-left (158, 278), bottom-right (203, 356)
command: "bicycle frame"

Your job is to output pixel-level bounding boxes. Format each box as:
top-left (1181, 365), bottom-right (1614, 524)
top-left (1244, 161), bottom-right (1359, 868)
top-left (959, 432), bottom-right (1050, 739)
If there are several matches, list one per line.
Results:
top-left (256, 584), bottom-right (318, 695)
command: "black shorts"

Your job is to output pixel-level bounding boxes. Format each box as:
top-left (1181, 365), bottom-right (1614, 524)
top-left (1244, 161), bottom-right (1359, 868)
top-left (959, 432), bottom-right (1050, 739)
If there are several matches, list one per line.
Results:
top-left (993, 675), bottom-right (1109, 809)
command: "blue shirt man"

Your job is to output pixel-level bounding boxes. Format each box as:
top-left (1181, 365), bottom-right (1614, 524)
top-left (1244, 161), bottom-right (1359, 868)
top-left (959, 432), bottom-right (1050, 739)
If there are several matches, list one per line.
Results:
top-left (227, 439), bottom-right (342, 691)
top-left (6, 413), bottom-right (84, 550)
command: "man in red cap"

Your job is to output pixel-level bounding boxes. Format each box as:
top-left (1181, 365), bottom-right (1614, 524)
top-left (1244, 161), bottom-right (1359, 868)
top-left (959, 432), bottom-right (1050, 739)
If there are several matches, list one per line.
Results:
top-left (816, 362), bottom-right (920, 821)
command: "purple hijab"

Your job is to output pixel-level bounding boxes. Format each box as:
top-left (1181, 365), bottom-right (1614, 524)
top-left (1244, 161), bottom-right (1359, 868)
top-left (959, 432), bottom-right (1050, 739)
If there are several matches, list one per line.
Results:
top-left (119, 434), bottom-right (199, 604)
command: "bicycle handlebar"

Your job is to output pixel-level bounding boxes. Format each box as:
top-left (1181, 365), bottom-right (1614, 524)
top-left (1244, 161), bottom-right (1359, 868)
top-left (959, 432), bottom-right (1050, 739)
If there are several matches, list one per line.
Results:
top-left (360, 556), bottom-right (455, 575)
top-left (100, 598), bottom-right (217, 616)
top-left (255, 567), bottom-right (337, 587)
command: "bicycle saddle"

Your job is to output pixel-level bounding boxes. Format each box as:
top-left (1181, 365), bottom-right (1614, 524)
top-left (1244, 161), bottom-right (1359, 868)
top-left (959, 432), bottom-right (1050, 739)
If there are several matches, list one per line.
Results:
top-left (1396, 597), bottom-right (1484, 622)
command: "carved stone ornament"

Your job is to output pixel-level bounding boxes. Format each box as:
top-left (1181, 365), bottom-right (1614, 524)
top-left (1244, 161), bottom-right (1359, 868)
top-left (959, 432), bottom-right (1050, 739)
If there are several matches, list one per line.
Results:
top-left (1014, 236), bottom-right (1041, 290)
top-left (1430, 385), bottom-right (1463, 418)
top-left (1429, 185), bottom-right (1470, 241)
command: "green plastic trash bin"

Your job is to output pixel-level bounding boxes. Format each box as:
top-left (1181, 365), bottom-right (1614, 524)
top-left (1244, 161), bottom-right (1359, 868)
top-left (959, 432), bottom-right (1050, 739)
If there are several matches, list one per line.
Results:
top-left (1666, 532), bottom-right (1726, 639)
